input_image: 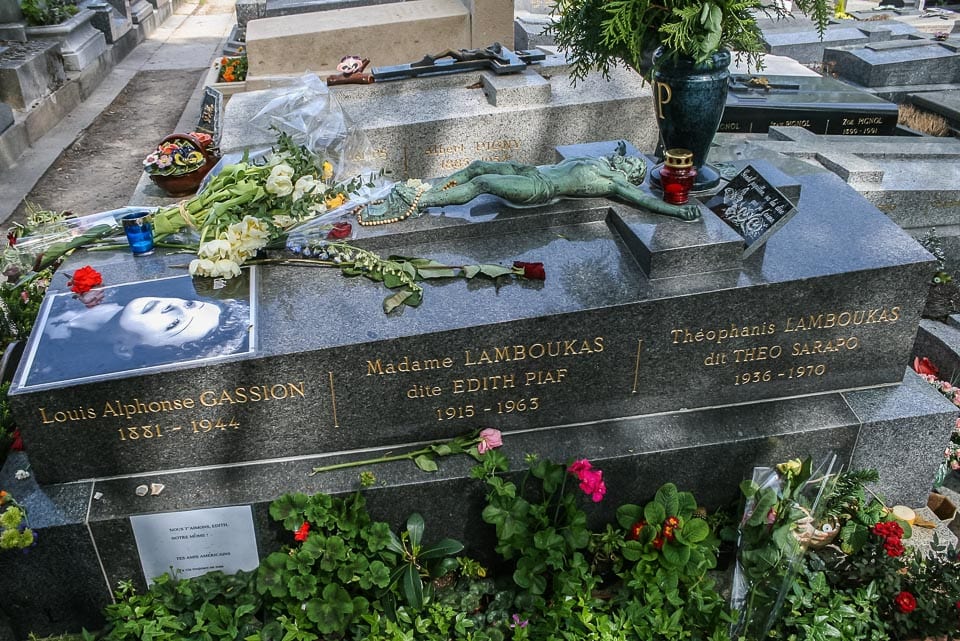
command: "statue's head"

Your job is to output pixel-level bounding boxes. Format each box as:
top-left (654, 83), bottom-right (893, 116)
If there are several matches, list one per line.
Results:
top-left (607, 151), bottom-right (647, 186)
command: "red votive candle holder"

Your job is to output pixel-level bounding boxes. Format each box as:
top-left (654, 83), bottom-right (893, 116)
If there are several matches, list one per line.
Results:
top-left (660, 149), bottom-right (697, 205)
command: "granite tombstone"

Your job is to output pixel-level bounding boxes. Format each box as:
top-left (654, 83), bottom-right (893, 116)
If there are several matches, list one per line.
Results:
top-left (1, 143), bottom-right (954, 639)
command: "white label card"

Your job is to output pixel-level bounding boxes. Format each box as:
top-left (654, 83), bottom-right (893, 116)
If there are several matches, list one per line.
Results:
top-left (130, 505), bottom-right (259, 585)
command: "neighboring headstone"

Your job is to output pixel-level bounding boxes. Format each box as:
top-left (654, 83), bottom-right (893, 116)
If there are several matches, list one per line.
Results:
top-left (128, 0), bottom-right (155, 31)
top-left (0, 0), bottom-right (23, 23)
top-left (513, 13), bottom-right (554, 50)
top-left (24, 8), bottom-right (107, 72)
top-left (221, 61), bottom-right (661, 179)
top-left (0, 102), bottom-right (14, 134)
top-left (720, 74), bottom-right (899, 135)
top-left (0, 40), bottom-right (66, 110)
top-left (246, 0), bottom-right (472, 75)
top-left (908, 88), bottom-right (960, 132)
top-left (83, 0), bottom-right (133, 44)
top-left (759, 18), bottom-right (920, 63)
top-left (824, 38), bottom-right (960, 91)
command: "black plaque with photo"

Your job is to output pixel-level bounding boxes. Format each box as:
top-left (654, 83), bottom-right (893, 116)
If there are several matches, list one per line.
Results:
top-left (17, 272), bottom-right (256, 389)
top-left (705, 164), bottom-right (799, 258)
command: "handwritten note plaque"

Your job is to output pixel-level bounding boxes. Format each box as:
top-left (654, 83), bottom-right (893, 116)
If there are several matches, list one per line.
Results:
top-left (131, 505), bottom-right (259, 584)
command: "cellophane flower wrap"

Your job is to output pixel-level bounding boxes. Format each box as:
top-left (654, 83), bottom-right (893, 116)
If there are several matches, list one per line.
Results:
top-left (731, 455), bottom-right (840, 639)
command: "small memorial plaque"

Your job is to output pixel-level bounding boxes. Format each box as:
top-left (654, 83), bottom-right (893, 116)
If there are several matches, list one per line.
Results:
top-left (196, 86), bottom-right (223, 145)
top-left (705, 165), bottom-right (799, 258)
top-left (130, 505), bottom-right (259, 584)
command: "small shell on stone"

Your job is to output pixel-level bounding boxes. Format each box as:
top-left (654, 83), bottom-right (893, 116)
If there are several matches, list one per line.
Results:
top-left (93, 492), bottom-right (104, 500)
top-left (150, 483), bottom-right (165, 496)
top-left (135, 484), bottom-right (149, 496)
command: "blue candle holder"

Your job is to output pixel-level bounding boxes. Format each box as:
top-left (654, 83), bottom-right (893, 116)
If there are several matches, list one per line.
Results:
top-left (122, 212), bottom-right (155, 256)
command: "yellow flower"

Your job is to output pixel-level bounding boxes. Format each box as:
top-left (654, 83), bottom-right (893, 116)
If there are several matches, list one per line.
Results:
top-left (325, 193), bottom-right (346, 209)
top-left (322, 161), bottom-right (334, 181)
top-left (776, 459), bottom-right (803, 477)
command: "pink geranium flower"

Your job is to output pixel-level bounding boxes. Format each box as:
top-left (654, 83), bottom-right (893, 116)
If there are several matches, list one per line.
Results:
top-left (568, 458), bottom-right (606, 502)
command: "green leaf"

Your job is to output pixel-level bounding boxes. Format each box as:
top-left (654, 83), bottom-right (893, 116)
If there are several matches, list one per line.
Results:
top-left (616, 504), bottom-right (644, 530)
top-left (462, 265), bottom-right (481, 279)
top-left (420, 538), bottom-right (465, 559)
top-left (413, 455), bottom-right (438, 472)
top-left (655, 484), bottom-right (680, 516)
top-left (386, 529), bottom-right (405, 555)
top-left (478, 264), bottom-right (514, 279)
top-left (383, 290), bottom-right (415, 313)
top-left (304, 584), bottom-right (355, 634)
top-left (644, 501), bottom-right (666, 525)
top-left (661, 541), bottom-right (691, 568)
top-left (288, 573), bottom-right (318, 600)
top-left (402, 564), bottom-right (424, 609)
top-left (269, 493), bottom-right (310, 530)
top-left (681, 518), bottom-right (709, 543)
top-left (368, 560), bottom-right (392, 588)
top-left (406, 513), bottom-right (425, 549)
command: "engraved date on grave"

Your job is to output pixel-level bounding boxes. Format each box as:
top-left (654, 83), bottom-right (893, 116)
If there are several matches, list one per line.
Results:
top-left (435, 397), bottom-right (541, 421)
top-left (117, 418), bottom-right (241, 441)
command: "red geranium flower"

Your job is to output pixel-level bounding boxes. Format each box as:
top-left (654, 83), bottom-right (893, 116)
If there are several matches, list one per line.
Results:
top-left (326, 221), bottom-right (352, 240)
top-left (913, 357), bottom-right (939, 377)
top-left (894, 591), bottom-right (917, 614)
top-left (68, 266), bottom-right (102, 295)
top-left (294, 522), bottom-right (310, 542)
top-left (513, 261), bottom-right (546, 281)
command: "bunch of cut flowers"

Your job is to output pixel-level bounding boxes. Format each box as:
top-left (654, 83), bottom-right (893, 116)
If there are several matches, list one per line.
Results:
top-left (8, 129), bottom-right (370, 282)
top-left (913, 357), bottom-right (960, 484)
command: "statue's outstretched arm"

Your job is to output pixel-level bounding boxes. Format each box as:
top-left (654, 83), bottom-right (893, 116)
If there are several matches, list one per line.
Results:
top-left (610, 182), bottom-right (701, 222)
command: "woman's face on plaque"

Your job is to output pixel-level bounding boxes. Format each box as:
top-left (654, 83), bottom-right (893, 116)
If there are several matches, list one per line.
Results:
top-left (119, 297), bottom-right (221, 347)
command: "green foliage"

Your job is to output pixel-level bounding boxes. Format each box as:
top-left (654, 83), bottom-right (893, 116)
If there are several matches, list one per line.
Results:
top-left (385, 512), bottom-right (464, 610)
top-left (257, 491), bottom-right (394, 636)
top-left (101, 572), bottom-right (261, 641)
top-left (548, 0), bottom-right (828, 81)
top-left (19, 0), bottom-right (78, 26)
top-left (476, 454), bottom-right (732, 640)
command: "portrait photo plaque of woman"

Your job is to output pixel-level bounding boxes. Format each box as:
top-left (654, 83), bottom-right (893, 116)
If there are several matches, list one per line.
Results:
top-left (18, 272), bottom-right (255, 388)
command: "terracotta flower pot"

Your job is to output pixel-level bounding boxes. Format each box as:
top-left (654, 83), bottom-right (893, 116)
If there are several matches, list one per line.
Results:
top-left (146, 132), bottom-right (218, 197)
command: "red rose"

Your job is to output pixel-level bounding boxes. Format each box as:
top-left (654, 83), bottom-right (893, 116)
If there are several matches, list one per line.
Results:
top-left (913, 356), bottom-right (939, 377)
top-left (894, 591), bottom-right (917, 614)
top-left (10, 429), bottom-right (23, 452)
top-left (884, 539), bottom-right (905, 557)
top-left (326, 222), bottom-right (352, 240)
top-left (294, 522), bottom-right (310, 542)
top-left (513, 261), bottom-right (546, 281)
top-left (68, 266), bottom-right (102, 295)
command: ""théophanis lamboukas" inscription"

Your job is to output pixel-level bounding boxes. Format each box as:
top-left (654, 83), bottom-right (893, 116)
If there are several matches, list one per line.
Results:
top-left (671, 306), bottom-right (902, 386)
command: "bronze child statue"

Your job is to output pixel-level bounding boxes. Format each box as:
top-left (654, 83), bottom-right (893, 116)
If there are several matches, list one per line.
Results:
top-left (358, 144), bottom-right (701, 225)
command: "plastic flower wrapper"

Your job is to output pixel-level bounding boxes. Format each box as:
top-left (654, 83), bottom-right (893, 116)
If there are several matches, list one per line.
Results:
top-left (730, 454), bottom-right (840, 640)
top-left (7, 207), bottom-right (156, 278)
top-left (248, 72), bottom-right (382, 184)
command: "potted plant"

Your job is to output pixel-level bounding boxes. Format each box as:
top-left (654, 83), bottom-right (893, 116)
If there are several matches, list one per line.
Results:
top-left (547, 0), bottom-right (830, 189)
top-left (142, 132), bottom-right (218, 197)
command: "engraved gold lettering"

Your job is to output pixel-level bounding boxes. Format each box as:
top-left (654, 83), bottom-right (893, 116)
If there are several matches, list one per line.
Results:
top-left (655, 81), bottom-right (672, 119)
